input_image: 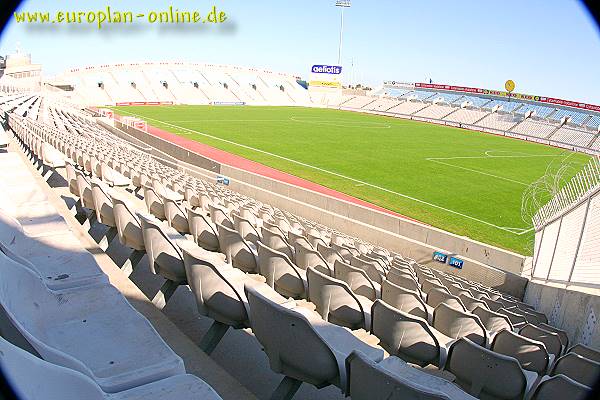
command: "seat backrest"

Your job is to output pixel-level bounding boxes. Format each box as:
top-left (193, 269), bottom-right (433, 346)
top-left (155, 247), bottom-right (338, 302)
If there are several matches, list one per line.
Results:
top-left (0, 335), bottom-right (105, 400)
top-left (458, 294), bottom-right (488, 313)
top-left (257, 242), bottom-right (306, 299)
top-left (350, 256), bottom-right (384, 285)
top-left (482, 297), bottom-right (504, 312)
top-left (90, 179), bottom-right (115, 227)
top-left (472, 306), bottom-right (513, 333)
top-left (550, 352), bottom-right (600, 387)
top-left (316, 242), bottom-right (344, 267)
top-left (137, 212), bottom-right (186, 283)
top-left (568, 343), bottom-right (600, 363)
top-left (497, 308), bottom-right (527, 327)
top-left (426, 288), bottom-right (466, 311)
top-left (244, 284), bottom-right (339, 388)
top-left (307, 267), bottom-right (367, 330)
top-left (491, 329), bottom-right (549, 375)
top-left (519, 324), bottom-right (562, 357)
top-left (186, 207), bottom-right (219, 251)
top-left (217, 223), bottom-right (257, 273)
top-left (331, 242), bottom-right (354, 262)
top-left (371, 300), bottom-right (441, 367)
top-left (208, 204), bottom-right (233, 229)
top-left (261, 226), bottom-right (294, 260)
top-left (334, 259), bottom-right (377, 301)
top-left (433, 303), bottom-right (487, 346)
top-left (163, 196), bottom-right (189, 234)
top-left (445, 338), bottom-right (527, 400)
top-left (295, 240), bottom-right (332, 276)
top-left (143, 185), bottom-right (165, 220)
top-left (110, 191), bottom-right (144, 250)
top-left (538, 323), bottom-right (569, 350)
top-left (74, 170), bottom-right (94, 209)
top-left (180, 241), bottom-right (248, 328)
top-left (420, 279), bottom-right (448, 295)
top-left (287, 230), bottom-right (313, 250)
top-left (386, 270), bottom-right (420, 291)
top-left (530, 374), bottom-right (592, 400)
top-left (381, 280), bottom-right (427, 320)
top-left (233, 213), bottom-right (260, 245)
top-left (346, 351), bottom-right (473, 400)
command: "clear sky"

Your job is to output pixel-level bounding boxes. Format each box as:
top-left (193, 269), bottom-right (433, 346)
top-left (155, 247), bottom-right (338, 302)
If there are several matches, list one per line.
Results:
top-left (1, 0), bottom-right (600, 104)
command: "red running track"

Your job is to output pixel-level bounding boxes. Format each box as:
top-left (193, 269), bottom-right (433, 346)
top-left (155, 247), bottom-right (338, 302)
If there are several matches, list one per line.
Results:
top-left (144, 122), bottom-right (422, 223)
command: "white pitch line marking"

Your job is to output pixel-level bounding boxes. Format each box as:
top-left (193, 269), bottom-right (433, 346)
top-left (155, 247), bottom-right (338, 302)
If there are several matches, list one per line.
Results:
top-left (116, 109), bottom-right (535, 235)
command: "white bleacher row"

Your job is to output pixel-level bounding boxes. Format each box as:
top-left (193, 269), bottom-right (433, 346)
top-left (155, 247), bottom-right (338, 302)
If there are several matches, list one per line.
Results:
top-left (3, 96), bottom-right (598, 399)
top-left (337, 94), bottom-right (600, 153)
top-left (0, 152), bottom-right (222, 398)
top-left (60, 63), bottom-right (312, 107)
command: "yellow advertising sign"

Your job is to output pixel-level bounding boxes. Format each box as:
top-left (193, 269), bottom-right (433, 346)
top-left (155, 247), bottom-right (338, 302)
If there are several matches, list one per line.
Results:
top-left (309, 80), bottom-right (341, 88)
top-left (505, 79), bottom-right (515, 93)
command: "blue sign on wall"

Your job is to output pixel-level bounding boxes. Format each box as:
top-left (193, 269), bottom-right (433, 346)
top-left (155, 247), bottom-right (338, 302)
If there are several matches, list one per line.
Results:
top-left (433, 251), bottom-right (448, 263)
top-left (216, 176), bottom-right (230, 185)
top-left (449, 257), bottom-right (464, 269)
top-left (311, 65), bottom-right (342, 74)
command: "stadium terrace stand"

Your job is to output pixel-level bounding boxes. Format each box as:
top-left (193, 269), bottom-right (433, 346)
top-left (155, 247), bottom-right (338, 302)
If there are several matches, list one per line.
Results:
top-left (1, 79), bottom-right (599, 400)
top-left (57, 62), bottom-right (311, 107)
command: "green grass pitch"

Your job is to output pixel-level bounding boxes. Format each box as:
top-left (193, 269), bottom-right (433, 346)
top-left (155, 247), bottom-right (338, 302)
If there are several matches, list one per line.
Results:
top-left (112, 105), bottom-right (591, 255)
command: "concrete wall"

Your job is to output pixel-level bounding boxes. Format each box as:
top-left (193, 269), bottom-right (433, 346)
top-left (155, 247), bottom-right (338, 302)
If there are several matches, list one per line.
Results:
top-left (524, 280), bottom-right (600, 349)
top-left (105, 119), bottom-right (529, 298)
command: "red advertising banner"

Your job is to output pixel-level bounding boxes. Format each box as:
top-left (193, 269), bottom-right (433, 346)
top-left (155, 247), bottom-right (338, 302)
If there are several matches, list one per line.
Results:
top-left (415, 83), bottom-right (600, 112)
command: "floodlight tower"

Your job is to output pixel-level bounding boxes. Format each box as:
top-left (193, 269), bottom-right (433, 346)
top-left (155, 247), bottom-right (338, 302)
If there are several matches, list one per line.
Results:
top-left (335, 0), bottom-right (351, 66)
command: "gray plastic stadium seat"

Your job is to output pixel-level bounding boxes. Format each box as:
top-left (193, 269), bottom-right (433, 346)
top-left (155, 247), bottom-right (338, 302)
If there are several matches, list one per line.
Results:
top-left (233, 212), bottom-right (261, 246)
top-left (550, 352), bottom-right (600, 387)
top-left (187, 207), bottom-right (219, 251)
top-left (287, 230), bottom-right (314, 251)
top-left (420, 278), bottom-right (448, 295)
top-left (163, 196), bottom-right (190, 234)
top-left (307, 267), bottom-right (373, 330)
top-left (538, 323), bottom-right (569, 351)
top-left (426, 288), bottom-right (466, 311)
top-left (261, 225), bottom-right (294, 260)
top-left (208, 203), bottom-right (233, 229)
top-left (472, 306), bottom-right (513, 334)
top-left (444, 338), bottom-right (535, 400)
top-left (180, 240), bottom-right (291, 353)
top-left (90, 179), bottom-right (117, 228)
top-left (317, 242), bottom-right (345, 267)
top-left (345, 350), bottom-right (478, 400)
top-left (432, 303), bottom-right (487, 346)
top-left (519, 324), bottom-right (562, 358)
top-left (64, 160), bottom-right (80, 197)
top-left (294, 240), bottom-right (333, 276)
top-left (330, 242), bottom-right (355, 262)
top-left (529, 374), bottom-right (592, 400)
top-left (482, 297), bottom-right (504, 312)
top-left (386, 270), bottom-right (421, 291)
top-left (257, 241), bottom-right (307, 299)
top-left (0, 335), bottom-right (222, 400)
top-left (381, 279), bottom-right (429, 320)
top-left (0, 250), bottom-right (185, 393)
top-left (491, 329), bottom-right (549, 375)
top-left (244, 284), bottom-right (384, 398)
top-left (497, 308), bottom-right (527, 329)
top-left (458, 293), bottom-right (488, 312)
top-left (334, 259), bottom-right (380, 301)
top-left (75, 169), bottom-right (95, 210)
top-left (111, 191), bottom-right (146, 251)
top-left (217, 223), bottom-right (258, 273)
top-left (350, 255), bottom-right (385, 285)
top-left (143, 185), bottom-right (166, 220)
top-left (568, 343), bottom-right (600, 362)
top-left (371, 300), bottom-right (451, 367)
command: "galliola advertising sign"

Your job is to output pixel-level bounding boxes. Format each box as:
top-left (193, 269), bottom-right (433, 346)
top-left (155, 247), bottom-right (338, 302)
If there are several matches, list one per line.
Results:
top-left (311, 64), bottom-right (342, 74)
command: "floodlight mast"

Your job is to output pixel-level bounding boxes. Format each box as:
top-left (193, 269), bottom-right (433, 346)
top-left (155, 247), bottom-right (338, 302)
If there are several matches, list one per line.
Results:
top-left (335, 0), bottom-right (351, 66)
